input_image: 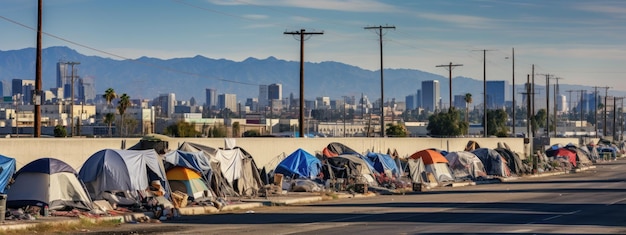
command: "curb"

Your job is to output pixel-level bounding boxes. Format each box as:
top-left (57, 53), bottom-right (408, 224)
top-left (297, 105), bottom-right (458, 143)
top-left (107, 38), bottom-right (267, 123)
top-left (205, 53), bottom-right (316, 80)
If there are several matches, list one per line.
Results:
top-left (0, 213), bottom-right (141, 232)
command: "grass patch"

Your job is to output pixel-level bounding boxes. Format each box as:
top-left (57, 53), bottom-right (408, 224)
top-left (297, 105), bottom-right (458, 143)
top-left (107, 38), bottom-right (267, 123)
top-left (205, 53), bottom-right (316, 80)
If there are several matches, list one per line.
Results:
top-left (0, 217), bottom-right (122, 234)
top-left (319, 191), bottom-right (339, 200)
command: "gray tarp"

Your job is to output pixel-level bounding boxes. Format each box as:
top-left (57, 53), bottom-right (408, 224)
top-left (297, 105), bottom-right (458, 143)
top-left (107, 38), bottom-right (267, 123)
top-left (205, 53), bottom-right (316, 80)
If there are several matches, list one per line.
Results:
top-left (407, 158), bottom-right (426, 183)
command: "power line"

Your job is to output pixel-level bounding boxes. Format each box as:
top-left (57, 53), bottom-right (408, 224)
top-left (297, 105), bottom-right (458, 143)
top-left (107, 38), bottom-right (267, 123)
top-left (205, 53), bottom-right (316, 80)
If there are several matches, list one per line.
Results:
top-left (435, 62), bottom-right (463, 110)
top-left (473, 49), bottom-right (495, 137)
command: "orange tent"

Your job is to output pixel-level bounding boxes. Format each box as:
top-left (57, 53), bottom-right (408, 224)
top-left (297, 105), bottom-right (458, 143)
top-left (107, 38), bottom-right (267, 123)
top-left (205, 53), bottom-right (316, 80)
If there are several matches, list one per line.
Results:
top-left (409, 149), bottom-right (448, 165)
top-left (166, 166), bottom-right (202, 180)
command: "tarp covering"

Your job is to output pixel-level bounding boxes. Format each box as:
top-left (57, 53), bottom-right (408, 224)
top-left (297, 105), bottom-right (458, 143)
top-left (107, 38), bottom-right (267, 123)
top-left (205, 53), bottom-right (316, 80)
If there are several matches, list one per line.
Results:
top-left (547, 148), bottom-right (577, 167)
top-left (445, 151), bottom-right (487, 180)
top-left (409, 149), bottom-right (449, 165)
top-left (323, 154), bottom-right (378, 186)
top-left (177, 142), bottom-right (239, 198)
top-left (407, 158), bottom-right (426, 183)
top-left (364, 152), bottom-right (400, 178)
top-left (79, 149), bottom-right (169, 200)
top-left (0, 155), bottom-right (16, 194)
top-left (163, 150), bottom-right (214, 184)
top-left (7, 158), bottom-right (92, 211)
top-left (495, 148), bottom-right (528, 175)
top-left (472, 148), bottom-right (511, 177)
top-left (275, 148), bottom-right (322, 179)
top-left (325, 142), bottom-right (359, 156)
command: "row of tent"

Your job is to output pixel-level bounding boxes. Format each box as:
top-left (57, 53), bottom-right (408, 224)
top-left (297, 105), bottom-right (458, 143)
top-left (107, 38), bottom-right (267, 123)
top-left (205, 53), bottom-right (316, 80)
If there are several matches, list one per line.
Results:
top-left (1, 140), bottom-right (265, 212)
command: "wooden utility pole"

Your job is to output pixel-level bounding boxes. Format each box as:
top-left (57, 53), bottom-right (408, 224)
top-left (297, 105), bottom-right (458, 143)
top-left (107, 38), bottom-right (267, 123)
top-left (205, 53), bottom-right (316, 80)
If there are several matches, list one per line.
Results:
top-left (537, 73), bottom-right (553, 137)
top-left (552, 77), bottom-right (563, 137)
top-left (284, 29), bottom-right (323, 138)
top-left (603, 87), bottom-right (611, 137)
top-left (34, 0), bottom-right (42, 137)
top-left (435, 62), bottom-right (463, 110)
top-left (364, 25), bottom-right (395, 137)
top-left (473, 49), bottom-right (494, 137)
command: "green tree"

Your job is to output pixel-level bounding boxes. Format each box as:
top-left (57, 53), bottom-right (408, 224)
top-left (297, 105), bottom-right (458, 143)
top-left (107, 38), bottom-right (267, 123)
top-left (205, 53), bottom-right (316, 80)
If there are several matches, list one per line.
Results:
top-left (117, 93), bottom-right (131, 137)
top-left (483, 109), bottom-right (508, 136)
top-left (232, 121), bottom-right (240, 137)
top-left (104, 112), bottom-right (115, 137)
top-left (164, 121), bottom-right (200, 137)
top-left (464, 93), bottom-right (473, 124)
top-left (427, 108), bottom-right (466, 137)
top-left (54, 125), bottom-right (67, 137)
top-left (534, 109), bottom-right (547, 133)
top-left (243, 129), bottom-right (261, 137)
top-left (210, 123), bottom-right (227, 137)
top-left (385, 123), bottom-right (408, 137)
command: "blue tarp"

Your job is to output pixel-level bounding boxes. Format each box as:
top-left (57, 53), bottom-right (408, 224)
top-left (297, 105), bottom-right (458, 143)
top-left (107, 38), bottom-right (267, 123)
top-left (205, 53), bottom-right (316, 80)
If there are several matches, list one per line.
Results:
top-left (364, 152), bottom-right (400, 178)
top-left (275, 148), bottom-right (322, 179)
top-left (163, 150), bottom-right (213, 180)
top-left (0, 155), bottom-right (16, 194)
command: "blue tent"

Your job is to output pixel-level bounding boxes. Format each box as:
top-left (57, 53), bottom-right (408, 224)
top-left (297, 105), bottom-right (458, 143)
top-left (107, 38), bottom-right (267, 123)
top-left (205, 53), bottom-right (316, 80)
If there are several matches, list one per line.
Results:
top-left (364, 152), bottom-right (400, 178)
top-left (0, 155), bottom-right (16, 194)
top-left (275, 149), bottom-right (322, 179)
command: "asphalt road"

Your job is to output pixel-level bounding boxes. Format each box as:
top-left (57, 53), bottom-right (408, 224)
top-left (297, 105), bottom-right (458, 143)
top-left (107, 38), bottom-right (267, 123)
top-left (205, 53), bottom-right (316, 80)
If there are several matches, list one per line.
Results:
top-left (84, 159), bottom-right (626, 235)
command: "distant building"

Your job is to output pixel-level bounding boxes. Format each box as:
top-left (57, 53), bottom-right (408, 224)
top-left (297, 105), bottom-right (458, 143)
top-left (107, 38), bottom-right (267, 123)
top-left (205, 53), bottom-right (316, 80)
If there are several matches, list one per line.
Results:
top-left (218, 93), bottom-right (237, 111)
top-left (205, 88), bottom-right (217, 110)
top-left (486, 80), bottom-right (505, 109)
top-left (154, 93), bottom-right (176, 118)
top-left (557, 94), bottom-right (567, 113)
top-left (268, 83), bottom-right (282, 100)
top-left (421, 80), bottom-right (439, 112)
top-left (258, 85), bottom-right (268, 110)
top-left (454, 95), bottom-right (466, 109)
top-left (11, 79), bottom-right (35, 104)
top-left (405, 94), bottom-right (416, 110)
top-left (78, 77), bottom-right (96, 104)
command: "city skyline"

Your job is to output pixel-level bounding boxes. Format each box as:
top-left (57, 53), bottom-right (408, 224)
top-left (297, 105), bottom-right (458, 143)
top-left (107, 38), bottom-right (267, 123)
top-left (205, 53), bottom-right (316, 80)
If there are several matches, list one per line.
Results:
top-left (1, 0), bottom-right (625, 95)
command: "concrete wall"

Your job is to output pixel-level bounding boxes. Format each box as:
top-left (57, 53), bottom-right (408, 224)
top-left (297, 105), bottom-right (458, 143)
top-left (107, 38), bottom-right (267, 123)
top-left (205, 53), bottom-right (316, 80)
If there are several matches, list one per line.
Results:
top-left (1, 137), bottom-right (581, 171)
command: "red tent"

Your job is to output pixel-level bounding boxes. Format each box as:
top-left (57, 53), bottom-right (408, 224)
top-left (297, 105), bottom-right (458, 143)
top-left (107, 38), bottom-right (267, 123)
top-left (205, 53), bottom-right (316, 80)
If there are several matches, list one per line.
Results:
top-left (554, 148), bottom-right (577, 167)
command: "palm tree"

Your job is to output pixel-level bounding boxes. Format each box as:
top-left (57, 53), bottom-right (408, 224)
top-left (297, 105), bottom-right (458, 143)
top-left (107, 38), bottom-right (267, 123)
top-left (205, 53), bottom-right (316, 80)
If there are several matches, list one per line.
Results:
top-left (104, 112), bottom-right (115, 137)
top-left (464, 93), bottom-right (473, 124)
top-left (103, 88), bottom-right (117, 108)
top-left (117, 93), bottom-right (131, 137)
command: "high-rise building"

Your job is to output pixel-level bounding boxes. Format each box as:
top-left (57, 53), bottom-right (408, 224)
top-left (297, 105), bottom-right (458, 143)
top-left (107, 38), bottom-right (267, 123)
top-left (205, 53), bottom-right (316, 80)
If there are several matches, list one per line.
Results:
top-left (557, 94), bottom-right (567, 113)
top-left (405, 94), bottom-right (416, 110)
top-left (245, 98), bottom-right (258, 112)
top-left (421, 80), bottom-right (440, 112)
top-left (56, 62), bottom-right (68, 89)
top-left (205, 88), bottom-right (217, 110)
top-left (78, 77), bottom-right (96, 104)
top-left (218, 93), bottom-right (237, 111)
top-left (416, 89), bottom-right (422, 108)
top-left (486, 80), bottom-right (506, 109)
top-left (154, 93), bottom-right (176, 118)
top-left (258, 85), bottom-right (268, 110)
top-left (268, 83), bottom-right (282, 100)
top-left (454, 95), bottom-right (467, 109)
top-left (12, 79), bottom-right (35, 104)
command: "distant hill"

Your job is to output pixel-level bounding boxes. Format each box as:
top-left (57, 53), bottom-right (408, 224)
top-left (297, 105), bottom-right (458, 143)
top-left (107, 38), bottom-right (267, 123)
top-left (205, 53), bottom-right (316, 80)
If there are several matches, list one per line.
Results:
top-left (0, 46), bottom-right (622, 106)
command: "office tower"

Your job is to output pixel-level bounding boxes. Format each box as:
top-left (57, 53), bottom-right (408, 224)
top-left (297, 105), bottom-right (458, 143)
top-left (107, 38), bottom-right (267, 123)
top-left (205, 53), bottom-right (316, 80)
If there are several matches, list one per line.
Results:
top-left (205, 88), bottom-right (217, 110)
top-left (405, 94), bottom-right (416, 110)
top-left (486, 80), bottom-right (506, 109)
top-left (155, 93), bottom-right (176, 118)
top-left (268, 83), bottom-right (282, 100)
top-left (12, 79), bottom-right (35, 104)
top-left (259, 85), bottom-right (269, 110)
top-left (218, 93), bottom-right (237, 111)
top-left (454, 95), bottom-right (467, 109)
top-left (78, 77), bottom-right (96, 104)
top-left (421, 80), bottom-right (440, 112)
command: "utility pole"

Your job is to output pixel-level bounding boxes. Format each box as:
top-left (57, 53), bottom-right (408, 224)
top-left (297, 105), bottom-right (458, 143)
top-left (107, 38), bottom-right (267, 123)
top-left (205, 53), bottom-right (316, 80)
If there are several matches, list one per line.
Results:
top-left (537, 73), bottom-right (553, 137)
top-left (435, 62), bottom-right (463, 111)
top-left (580, 90), bottom-right (586, 134)
top-left (603, 86), bottom-right (610, 137)
top-left (566, 89), bottom-right (574, 130)
top-left (65, 62), bottom-right (80, 136)
top-left (474, 49), bottom-right (494, 137)
top-left (284, 29), bottom-right (323, 138)
top-left (34, 0), bottom-right (43, 137)
top-left (613, 97), bottom-right (622, 141)
top-left (365, 25), bottom-right (395, 137)
top-left (552, 77), bottom-right (563, 137)
top-left (592, 86), bottom-right (600, 137)
top-left (511, 48), bottom-right (516, 136)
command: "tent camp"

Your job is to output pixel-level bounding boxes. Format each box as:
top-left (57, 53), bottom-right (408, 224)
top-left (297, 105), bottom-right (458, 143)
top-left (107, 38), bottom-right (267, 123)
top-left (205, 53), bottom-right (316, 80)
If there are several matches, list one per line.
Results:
top-left (409, 149), bottom-right (454, 183)
top-left (444, 151), bottom-right (487, 180)
top-left (471, 148), bottom-right (511, 177)
top-left (546, 147), bottom-right (577, 167)
top-left (7, 158), bottom-right (92, 211)
top-left (275, 148), bottom-right (322, 180)
top-left (323, 142), bottom-right (359, 157)
top-left (494, 147), bottom-right (528, 175)
top-left (177, 142), bottom-right (238, 198)
top-left (322, 154), bottom-right (378, 186)
top-left (407, 157), bottom-right (426, 184)
top-left (166, 166), bottom-right (211, 201)
top-left (0, 154), bottom-right (16, 194)
top-left (78, 149), bottom-right (170, 201)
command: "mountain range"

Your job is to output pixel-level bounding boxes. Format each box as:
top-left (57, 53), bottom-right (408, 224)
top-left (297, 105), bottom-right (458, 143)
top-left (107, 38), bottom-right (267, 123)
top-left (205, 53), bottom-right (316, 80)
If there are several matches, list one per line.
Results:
top-left (0, 46), bottom-right (621, 107)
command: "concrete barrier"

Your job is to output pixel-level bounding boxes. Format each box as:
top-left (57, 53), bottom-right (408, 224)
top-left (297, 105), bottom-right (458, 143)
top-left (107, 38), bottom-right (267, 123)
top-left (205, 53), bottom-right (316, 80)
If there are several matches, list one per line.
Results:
top-left (0, 137), bottom-right (579, 171)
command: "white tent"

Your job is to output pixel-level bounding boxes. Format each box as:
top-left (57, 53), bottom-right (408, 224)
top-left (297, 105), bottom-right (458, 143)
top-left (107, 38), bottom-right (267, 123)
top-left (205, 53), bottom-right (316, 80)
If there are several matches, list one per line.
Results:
top-left (7, 158), bottom-right (92, 211)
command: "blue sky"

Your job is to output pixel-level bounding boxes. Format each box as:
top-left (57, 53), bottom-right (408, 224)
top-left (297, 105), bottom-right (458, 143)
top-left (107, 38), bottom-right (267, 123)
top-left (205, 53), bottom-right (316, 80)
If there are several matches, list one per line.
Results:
top-left (1, 0), bottom-right (626, 94)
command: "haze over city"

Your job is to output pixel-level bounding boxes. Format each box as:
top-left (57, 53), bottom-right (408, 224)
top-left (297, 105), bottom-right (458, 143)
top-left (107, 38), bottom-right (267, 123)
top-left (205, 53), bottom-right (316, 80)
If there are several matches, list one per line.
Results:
top-left (1, 0), bottom-right (625, 97)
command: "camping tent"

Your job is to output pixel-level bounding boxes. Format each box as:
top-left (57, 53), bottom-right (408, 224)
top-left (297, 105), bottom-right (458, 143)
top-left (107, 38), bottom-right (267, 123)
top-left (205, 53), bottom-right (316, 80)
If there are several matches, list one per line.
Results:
top-left (166, 166), bottom-right (211, 201)
top-left (323, 142), bottom-right (359, 157)
top-left (323, 154), bottom-right (378, 186)
top-left (407, 157), bottom-right (426, 183)
top-left (177, 142), bottom-right (239, 198)
top-left (494, 148), bottom-right (528, 175)
top-left (364, 152), bottom-right (400, 178)
top-left (7, 158), bottom-right (92, 211)
top-left (78, 149), bottom-right (170, 200)
top-left (444, 151), bottom-right (487, 180)
top-left (409, 149), bottom-right (454, 183)
top-left (471, 148), bottom-right (511, 177)
top-left (0, 154), bottom-right (16, 194)
top-left (163, 150), bottom-right (216, 201)
top-left (546, 148), bottom-right (577, 167)
top-left (275, 148), bottom-right (322, 180)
